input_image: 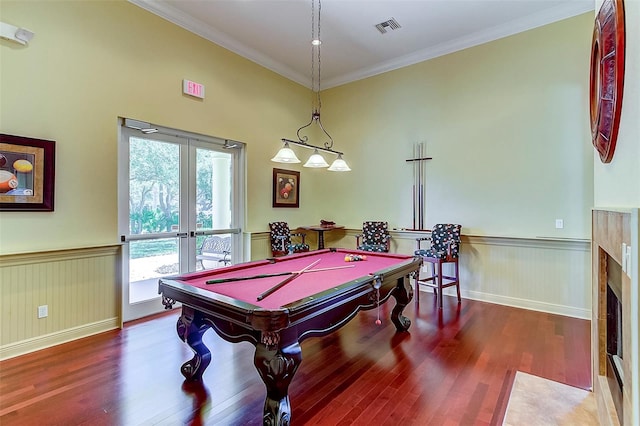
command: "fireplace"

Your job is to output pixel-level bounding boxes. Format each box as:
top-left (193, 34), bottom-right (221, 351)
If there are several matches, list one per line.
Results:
top-left (606, 254), bottom-right (623, 424)
top-left (592, 208), bottom-right (638, 426)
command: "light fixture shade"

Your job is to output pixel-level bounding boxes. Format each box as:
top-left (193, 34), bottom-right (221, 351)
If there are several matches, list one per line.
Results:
top-left (328, 155), bottom-right (351, 172)
top-left (304, 149), bottom-right (329, 168)
top-left (271, 142), bottom-right (301, 163)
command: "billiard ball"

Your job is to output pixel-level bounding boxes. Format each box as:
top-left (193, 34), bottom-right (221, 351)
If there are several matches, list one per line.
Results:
top-left (345, 254), bottom-right (367, 262)
top-left (0, 154), bottom-right (6, 167)
top-left (13, 159), bottom-right (33, 173)
top-left (0, 170), bottom-right (18, 192)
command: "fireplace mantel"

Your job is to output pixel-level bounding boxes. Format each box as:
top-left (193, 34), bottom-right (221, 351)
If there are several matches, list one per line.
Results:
top-left (592, 208), bottom-right (639, 426)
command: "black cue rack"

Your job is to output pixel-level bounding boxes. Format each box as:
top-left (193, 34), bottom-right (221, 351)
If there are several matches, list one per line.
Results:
top-left (405, 142), bottom-right (432, 231)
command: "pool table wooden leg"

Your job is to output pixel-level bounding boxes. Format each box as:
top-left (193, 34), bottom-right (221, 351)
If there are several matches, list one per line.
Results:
top-left (176, 307), bottom-right (212, 381)
top-left (390, 276), bottom-right (414, 332)
top-left (254, 339), bottom-right (302, 426)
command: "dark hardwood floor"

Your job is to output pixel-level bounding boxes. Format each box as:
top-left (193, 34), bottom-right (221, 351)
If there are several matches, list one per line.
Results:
top-left (0, 292), bottom-right (591, 425)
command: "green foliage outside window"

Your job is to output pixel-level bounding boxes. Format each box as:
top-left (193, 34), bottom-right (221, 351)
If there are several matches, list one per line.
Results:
top-left (128, 139), bottom-right (215, 234)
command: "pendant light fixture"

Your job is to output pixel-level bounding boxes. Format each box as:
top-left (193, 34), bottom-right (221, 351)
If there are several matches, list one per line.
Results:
top-left (304, 148), bottom-right (330, 168)
top-left (270, 141), bottom-right (300, 163)
top-left (272, 0), bottom-right (351, 172)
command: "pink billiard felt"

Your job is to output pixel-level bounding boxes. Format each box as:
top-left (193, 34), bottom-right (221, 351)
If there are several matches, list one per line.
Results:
top-left (175, 249), bottom-right (411, 309)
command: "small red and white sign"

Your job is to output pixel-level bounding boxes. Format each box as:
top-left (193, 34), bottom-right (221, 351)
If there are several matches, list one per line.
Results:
top-left (183, 79), bottom-right (205, 99)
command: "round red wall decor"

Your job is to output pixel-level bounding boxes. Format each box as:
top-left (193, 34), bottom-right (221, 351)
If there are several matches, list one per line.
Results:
top-left (590, 0), bottom-right (625, 163)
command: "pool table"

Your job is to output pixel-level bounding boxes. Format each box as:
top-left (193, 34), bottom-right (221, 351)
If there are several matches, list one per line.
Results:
top-left (158, 248), bottom-right (422, 425)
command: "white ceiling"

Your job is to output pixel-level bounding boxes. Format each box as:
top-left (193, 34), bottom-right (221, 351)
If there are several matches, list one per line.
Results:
top-left (130, 0), bottom-right (594, 89)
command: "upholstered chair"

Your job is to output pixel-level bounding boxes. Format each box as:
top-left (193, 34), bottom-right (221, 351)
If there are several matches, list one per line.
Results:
top-left (269, 222), bottom-right (310, 257)
top-left (414, 223), bottom-right (462, 309)
top-left (355, 221), bottom-right (391, 252)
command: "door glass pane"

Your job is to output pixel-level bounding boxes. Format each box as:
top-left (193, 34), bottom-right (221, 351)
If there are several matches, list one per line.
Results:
top-left (195, 148), bottom-right (233, 270)
top-left (129, 137), bottom-right (180, 234)
top-left (129, 238), bottom-right (179, 303)
top-left (196, 148), bottom-right (232, 230)
top-left (128, 137), bottom-right (180, 303)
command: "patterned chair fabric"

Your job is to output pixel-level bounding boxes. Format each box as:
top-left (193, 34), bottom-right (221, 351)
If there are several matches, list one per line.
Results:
top-left (415, 223), bottom-right (461, 260)
top-left (356, 221), bottom-right (391, 252)
top-left (269, 222), bottom-right (309, 257)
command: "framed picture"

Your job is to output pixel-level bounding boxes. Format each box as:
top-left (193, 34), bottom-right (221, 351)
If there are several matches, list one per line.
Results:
top-left (272, 168), bottom-right (299, 208)
top-left (0, 134), bottom-right (56, 211)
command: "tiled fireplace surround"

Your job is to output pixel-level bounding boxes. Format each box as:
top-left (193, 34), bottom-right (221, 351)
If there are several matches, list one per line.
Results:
top-left (592, 209), bottom-right (638, 425)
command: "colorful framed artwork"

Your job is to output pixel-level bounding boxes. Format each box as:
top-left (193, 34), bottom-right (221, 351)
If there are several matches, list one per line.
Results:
top-left (272, 168), bottom-right (299, 208)
top-left (0, 134), bottom-right (56, 211)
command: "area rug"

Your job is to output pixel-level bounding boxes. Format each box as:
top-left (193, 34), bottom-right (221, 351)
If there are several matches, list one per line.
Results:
top-left (502, 371), bottom-right (599, 426)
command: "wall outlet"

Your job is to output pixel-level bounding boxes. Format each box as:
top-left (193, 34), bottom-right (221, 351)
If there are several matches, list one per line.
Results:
top-left (555, 219), bottom-right (564, 229)
top-left (38, 305), bottom-right (48, 318)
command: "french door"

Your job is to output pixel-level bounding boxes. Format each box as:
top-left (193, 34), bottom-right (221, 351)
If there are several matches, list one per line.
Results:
top-left (118, 119), bottom-right (244, 321)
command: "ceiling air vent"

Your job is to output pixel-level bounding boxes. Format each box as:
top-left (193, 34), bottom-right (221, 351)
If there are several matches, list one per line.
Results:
top-left (375, 18), bottom-right (401, 34)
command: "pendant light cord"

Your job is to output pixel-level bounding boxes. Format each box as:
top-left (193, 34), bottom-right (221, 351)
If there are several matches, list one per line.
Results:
top-left (315, 0), bottom-right (322, 113)
top-left (298, 0), bottom-right (333, 150)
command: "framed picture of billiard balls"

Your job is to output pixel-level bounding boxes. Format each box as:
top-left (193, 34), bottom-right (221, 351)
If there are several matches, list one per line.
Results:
top-left (272, 168), bottom-right (299, 208)
top-left (0, 134), bottom-right (55, 211)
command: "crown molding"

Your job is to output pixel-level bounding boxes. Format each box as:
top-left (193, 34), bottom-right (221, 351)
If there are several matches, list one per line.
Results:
top-left (129, 0), bottom-right (593, 90)
top-left (129, 0), bottom-right (309, 87)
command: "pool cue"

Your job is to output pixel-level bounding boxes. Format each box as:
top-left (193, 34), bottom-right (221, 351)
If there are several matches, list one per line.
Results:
top-left (205, 264), bottom-right (354, 285)
top-left (412, 144), bottom-right (416, 230)
top-left (418, 142), bottom-right (424, 230)
top-left (417, 143), bottom-right (421, 229)
top-left (256, 259), bottom-right (320, 301)
top-left (406, 142), bottom-right (431, 231)
top-left (307, 265), bottom-right (355, 272)
top-left (206, 271), bottom-right (290, 284)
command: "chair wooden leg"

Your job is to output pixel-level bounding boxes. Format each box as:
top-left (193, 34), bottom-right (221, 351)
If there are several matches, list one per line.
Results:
top-left (414, 271), bottom-right (420, 306)
top-left (455, 260), bottom-right (461, 302)
top-left (437, 261), bottom-right (443, 309)
top-left (431, 263), bottom-right (437, 296)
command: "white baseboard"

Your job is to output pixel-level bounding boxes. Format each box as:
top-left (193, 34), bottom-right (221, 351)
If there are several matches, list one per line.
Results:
top-left (0, 318), bottom-right (120, 361)
top-left (418, 288), bottom-right (591, 319)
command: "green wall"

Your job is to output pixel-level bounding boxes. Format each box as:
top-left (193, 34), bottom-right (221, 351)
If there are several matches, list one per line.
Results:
top-left (318, 12), bottom-right (594, 239)
top-left (1, 1), bottom-right (594, 255)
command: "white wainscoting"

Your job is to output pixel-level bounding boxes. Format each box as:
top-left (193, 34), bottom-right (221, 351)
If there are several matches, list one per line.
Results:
top-left (0, 245), bottom-right (121, 360)
top-left (246, 231), bottom-right (272, 261)
top-left (457, 235), bottom-right (591, 319)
